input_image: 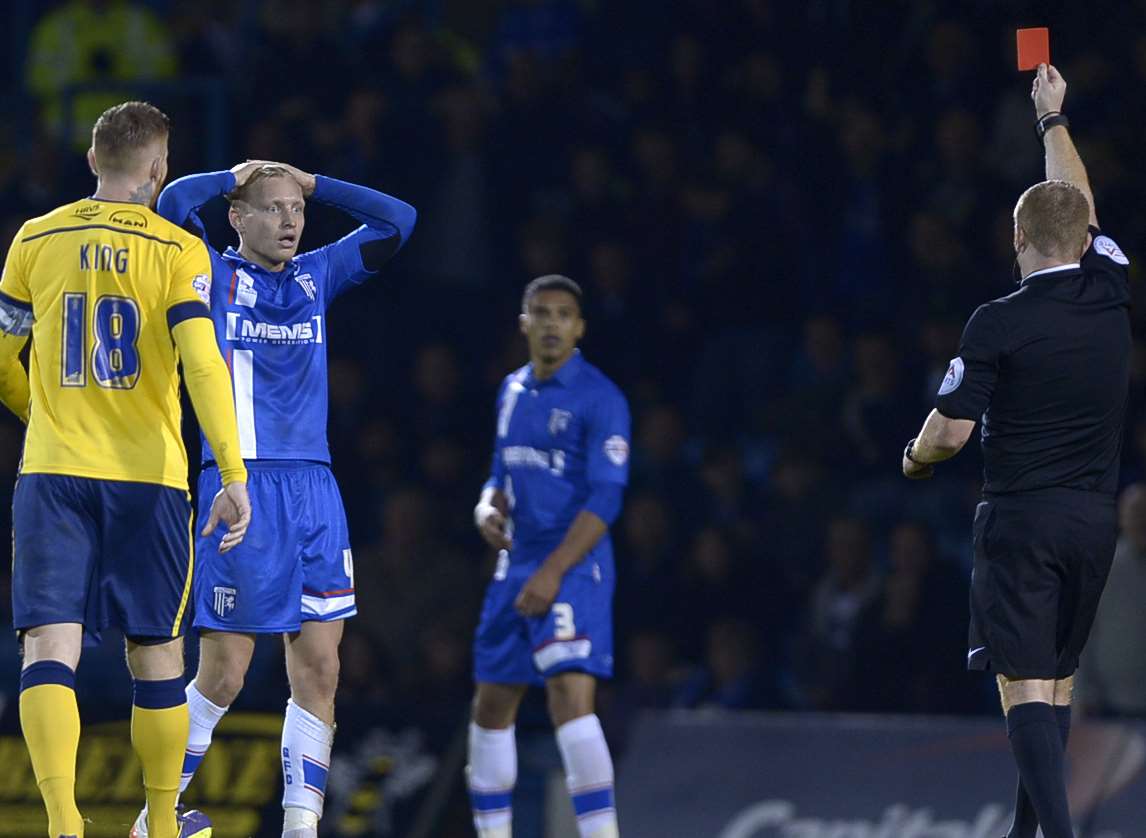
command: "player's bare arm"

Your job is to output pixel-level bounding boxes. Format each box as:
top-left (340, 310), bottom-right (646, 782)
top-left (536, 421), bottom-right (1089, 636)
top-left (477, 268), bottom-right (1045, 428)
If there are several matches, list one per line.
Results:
top-left (515, 509), bottom-right (608, 617)
top-left (474, 486), bottom-right (512, 551)
top-left (1033, 64), bottom-right (1097, 229)
top-left (902, 410), bottom-right (976, 480)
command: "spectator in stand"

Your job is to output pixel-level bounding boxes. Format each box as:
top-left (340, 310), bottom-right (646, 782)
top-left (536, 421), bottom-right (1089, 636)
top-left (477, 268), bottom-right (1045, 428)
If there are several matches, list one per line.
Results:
top-left (1076, 485), bottom-right (1146, 717)
top-left (790, 517), bottom-right (882, 710)
top-left (673, 619), bottom-right (780, 711)
top-left (26, 0), bottom-right (176, 148)
top-left (851, 522), bottom-right (977, 713)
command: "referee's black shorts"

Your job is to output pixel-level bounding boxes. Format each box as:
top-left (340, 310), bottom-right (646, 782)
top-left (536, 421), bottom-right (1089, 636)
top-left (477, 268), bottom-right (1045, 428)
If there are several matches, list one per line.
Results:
top-left (967, 488), bottom-right (1117, 680)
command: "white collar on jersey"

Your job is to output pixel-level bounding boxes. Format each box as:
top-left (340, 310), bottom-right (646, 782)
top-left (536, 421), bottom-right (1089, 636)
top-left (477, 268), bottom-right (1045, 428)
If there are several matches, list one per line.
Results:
top-left (1023, 262), bottom-right (1081, 281)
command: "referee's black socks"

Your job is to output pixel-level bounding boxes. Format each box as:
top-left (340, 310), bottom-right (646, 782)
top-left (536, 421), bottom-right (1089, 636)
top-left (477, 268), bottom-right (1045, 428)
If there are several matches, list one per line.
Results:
top-left (1005, 702), bottom-right (1073, 838)
top-left (1008, 704), bottom-right (1071, 838)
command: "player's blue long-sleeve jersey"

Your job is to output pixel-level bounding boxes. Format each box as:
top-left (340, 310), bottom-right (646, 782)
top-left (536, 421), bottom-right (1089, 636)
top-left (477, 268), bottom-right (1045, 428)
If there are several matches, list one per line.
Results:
top-left (157, 170), bottom-right (416, 463)
top-left (484, 351), bottom-right (631, 577)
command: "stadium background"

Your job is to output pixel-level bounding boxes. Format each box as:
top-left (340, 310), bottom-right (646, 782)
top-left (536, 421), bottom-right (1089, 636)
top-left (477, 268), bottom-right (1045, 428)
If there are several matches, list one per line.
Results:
top-left (2, 0), bottom-right (1146, 835)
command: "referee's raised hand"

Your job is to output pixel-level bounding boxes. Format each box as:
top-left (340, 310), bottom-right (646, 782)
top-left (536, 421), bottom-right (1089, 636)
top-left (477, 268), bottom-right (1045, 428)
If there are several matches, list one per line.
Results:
top-left (1032, 63), bottom-right (1066, 117)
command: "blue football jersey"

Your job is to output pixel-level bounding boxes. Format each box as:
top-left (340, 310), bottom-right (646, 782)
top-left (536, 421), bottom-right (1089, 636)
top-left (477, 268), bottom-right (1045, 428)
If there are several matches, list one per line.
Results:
top-left (157, 171), bottom-right (415, 463)
top-left (485, 351), bottom-right (631, 577)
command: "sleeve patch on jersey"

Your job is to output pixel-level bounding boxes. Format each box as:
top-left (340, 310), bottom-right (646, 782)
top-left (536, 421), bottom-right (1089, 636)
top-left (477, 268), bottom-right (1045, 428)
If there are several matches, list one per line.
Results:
top-left (192, 273), bottom-right (212, 305)
top-left (604, 435), bottom-right (630, 467)
top-left (0, 293), bottom-right (34, 336)
top-left (938, 357), bottom-right (964, 396)
top-left (1093, 235), bottom-right (1129, 266)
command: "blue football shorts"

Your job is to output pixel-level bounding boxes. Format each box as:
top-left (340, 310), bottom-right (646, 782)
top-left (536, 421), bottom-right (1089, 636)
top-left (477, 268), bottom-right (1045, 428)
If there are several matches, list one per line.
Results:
top-left (194, 460), bottom-right (355, 633)
top-left (473, 554), bottom-right (614, 686)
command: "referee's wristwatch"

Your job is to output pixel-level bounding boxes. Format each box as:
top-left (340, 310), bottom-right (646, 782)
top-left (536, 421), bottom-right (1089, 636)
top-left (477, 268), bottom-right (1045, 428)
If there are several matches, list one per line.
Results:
top-left (903, 438), bottom-right (935, 479)
top-left (1035, 111), bottom-right (1070, 142)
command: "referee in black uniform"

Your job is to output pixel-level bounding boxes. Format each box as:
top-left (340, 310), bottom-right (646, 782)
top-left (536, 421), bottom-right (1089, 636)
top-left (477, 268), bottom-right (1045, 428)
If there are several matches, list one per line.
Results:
top-left (901, 64), bottom-right (1130, 838)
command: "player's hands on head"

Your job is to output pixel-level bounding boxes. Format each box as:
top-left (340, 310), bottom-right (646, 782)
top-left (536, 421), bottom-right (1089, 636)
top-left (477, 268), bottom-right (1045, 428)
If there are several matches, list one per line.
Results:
top-left (229, 161), bottom-right (267, 188)
top-left (279, 163), bottom-right (317, 197)
top-left (230, 161), bottom-right (316, 196)
top-left (475, 501), bottom-right (512, 551)
top-left (1031, 63), bottom-right (1066, 117)
top-left (514, 565), bottom-right (562, 617)
top-left (202, 482), bottom-right (252, 553)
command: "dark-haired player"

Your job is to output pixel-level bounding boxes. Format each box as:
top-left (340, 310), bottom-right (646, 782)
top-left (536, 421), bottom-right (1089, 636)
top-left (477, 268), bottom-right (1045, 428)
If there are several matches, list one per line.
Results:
top-left (902, 65), bottom-right (1130, 838)
top-left (469, 275), bottom-right (630, 838)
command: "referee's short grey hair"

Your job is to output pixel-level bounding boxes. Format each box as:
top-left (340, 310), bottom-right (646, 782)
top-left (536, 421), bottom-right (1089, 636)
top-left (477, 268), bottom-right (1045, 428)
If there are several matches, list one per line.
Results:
top-left (1015, 180), bottom-right (1090, 259)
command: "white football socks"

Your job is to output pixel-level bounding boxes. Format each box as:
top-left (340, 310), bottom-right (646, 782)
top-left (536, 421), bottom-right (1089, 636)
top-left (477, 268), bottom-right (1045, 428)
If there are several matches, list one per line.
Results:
top-left (182, 680), bottom-right (230, 793)
top-left (467, 723), bottom-right (517, 838)
top-left (281, 699), bottom-right (334, 818)
top-left (556, 714), bottom-right (618, 838)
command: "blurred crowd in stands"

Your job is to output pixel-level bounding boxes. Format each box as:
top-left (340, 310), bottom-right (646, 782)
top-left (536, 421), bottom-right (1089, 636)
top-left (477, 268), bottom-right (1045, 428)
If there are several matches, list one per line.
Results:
top-left (2, 0), bottom-right (1146, 732)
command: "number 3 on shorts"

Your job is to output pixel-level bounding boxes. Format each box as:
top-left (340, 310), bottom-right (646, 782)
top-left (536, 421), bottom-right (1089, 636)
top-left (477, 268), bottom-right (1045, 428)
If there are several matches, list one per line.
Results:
top-left (552, 602), bottom-right (575, 640)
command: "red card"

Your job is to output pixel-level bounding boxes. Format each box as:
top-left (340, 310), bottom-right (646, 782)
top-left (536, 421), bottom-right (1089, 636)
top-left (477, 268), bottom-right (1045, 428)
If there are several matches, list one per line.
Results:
top-left (1016, 27), bottom-right (1050, 71)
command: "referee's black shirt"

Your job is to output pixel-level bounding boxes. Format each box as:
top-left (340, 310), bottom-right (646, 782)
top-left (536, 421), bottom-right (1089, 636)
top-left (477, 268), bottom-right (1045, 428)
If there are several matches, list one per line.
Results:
top-left (935, 226), bottom-right (1131, 496)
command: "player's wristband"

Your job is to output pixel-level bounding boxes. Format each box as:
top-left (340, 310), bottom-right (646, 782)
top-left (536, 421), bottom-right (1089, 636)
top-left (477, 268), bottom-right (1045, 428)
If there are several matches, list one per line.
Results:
top-left (1035, 111), bottom-right (1069, 142)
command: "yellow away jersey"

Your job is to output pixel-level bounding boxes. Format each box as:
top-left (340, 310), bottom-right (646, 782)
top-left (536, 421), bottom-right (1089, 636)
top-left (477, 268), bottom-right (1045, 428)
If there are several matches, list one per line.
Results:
top-left (0, 199), bottom-right (213, 489)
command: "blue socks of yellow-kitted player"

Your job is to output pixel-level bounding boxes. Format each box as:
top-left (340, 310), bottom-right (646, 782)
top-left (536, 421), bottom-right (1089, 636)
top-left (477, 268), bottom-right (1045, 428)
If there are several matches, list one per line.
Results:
top-left (20, 661), bottom-right (85, 837)
top-left (131, 677), bottom-right (189, 838)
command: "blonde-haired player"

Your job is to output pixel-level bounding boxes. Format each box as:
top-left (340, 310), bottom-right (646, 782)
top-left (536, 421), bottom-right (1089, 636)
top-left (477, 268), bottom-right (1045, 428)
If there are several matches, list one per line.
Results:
top-left (0, 101), bottom-right (251, 838)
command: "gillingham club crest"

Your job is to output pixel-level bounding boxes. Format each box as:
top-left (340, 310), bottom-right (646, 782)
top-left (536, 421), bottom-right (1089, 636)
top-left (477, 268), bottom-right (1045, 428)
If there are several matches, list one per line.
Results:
top-left (213, 586), bottom-right (237, 618)
top-left (549, 408), bottom-right (573, 435)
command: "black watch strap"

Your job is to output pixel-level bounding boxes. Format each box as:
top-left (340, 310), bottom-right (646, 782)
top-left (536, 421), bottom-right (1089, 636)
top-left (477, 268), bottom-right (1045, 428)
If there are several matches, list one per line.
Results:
top-left (1036, 111), bottom-right (1070, 142)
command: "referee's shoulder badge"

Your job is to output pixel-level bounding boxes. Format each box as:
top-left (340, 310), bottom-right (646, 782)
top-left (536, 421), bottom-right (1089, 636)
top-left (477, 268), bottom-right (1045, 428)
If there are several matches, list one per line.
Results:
top-left (1093, 235), bottom-right (1129, 266)
top-left (604, 435), bottom-right (629, 467)
top-left (938, 357), bottom-right (964, 395)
